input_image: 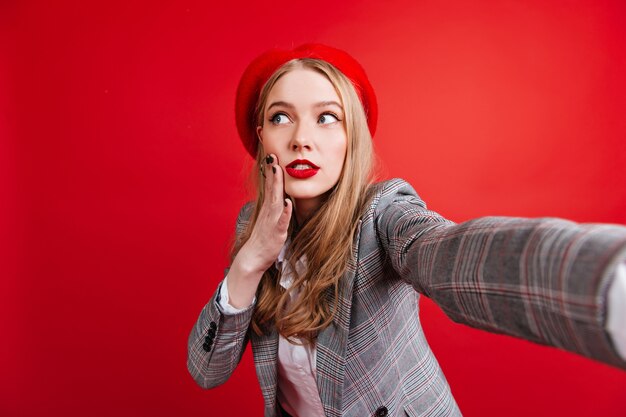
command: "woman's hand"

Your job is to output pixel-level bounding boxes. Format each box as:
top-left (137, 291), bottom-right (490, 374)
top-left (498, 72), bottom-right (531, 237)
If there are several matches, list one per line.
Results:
top-left (226, 154), bottom-right (292, 308)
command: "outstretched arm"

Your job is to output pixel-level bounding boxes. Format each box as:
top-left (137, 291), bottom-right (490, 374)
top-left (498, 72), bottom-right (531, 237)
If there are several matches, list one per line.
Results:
top-left (375, 179), bottom-right (626, 369)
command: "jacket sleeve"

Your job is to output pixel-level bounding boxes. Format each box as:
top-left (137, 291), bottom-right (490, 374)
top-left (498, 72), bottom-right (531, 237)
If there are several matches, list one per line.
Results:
top-left (187, 203), bottom-right (256, 389)
top-left (374, 179), bottom-right (626, 369)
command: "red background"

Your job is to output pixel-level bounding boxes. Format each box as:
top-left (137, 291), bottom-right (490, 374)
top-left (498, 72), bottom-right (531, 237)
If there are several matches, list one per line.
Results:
top-left (3, 0), bottom-right (626, 416)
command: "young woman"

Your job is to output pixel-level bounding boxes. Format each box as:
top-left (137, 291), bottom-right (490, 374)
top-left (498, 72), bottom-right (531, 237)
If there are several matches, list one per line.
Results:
top-left (188, 44), bottom-right (626, 417)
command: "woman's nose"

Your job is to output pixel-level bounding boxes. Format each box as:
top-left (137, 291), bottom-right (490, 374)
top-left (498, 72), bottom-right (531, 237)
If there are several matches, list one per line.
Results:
top-left (289, 123), bottom-right (313, 151)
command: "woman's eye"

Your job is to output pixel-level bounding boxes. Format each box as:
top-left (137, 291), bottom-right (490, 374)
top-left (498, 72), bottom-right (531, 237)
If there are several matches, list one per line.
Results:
top-left (269, 113), bottom-right (290, 125)
top-left (318, 113), bottom-right (340, 125)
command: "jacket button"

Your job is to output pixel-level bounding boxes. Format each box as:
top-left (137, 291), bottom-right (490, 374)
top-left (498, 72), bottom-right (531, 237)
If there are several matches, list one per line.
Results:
top-left (204, 336), bottom-right (213, 345)
top-left (375, 406), bottom-right (388, 417)
top-left (208, 328), bottom-right (216, 338)
top-left (202, 343), bottom-right (211, 352)
top-left (209, 322), bottom-right (217, 330)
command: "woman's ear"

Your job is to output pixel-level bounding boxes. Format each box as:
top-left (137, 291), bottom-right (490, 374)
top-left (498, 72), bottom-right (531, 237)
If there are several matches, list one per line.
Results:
top-left (256, 126), bottom-right (264, 144)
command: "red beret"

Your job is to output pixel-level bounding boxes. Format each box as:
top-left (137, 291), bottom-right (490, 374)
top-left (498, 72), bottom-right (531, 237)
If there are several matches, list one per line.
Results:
top-left (235, 43), bottom-right (378, 158)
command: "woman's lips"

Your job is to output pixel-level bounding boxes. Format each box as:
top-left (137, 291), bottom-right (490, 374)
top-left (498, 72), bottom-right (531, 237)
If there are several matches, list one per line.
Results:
top-left (285, 159), bottom-right (320, 179)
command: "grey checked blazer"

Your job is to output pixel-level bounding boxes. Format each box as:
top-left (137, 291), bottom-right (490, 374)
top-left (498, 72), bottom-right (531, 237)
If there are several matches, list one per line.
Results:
top-left (188, 178), bottom-right (626, 417)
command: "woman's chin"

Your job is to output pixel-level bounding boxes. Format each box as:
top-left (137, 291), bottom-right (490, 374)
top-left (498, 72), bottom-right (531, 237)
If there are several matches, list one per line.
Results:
top-left (286, 187), bottom-right (331, 207)
top-left (285, 185), bottom-right (323, 200)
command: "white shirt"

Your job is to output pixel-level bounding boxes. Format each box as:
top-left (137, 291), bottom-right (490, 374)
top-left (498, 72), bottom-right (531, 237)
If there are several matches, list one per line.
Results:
top-left (219, 246), bottom-right (626, 417)
top-left (607, 262), bottom-right (626, 356)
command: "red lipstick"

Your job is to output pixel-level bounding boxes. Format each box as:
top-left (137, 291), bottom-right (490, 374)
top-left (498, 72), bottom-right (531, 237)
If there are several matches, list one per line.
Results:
top-left (285, 159), bottom-right (320, 179)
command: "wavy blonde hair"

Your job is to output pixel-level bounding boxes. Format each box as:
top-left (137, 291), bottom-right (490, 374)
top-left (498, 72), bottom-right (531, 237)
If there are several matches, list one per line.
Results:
top-left (232, 58), bottom-right (375, 342)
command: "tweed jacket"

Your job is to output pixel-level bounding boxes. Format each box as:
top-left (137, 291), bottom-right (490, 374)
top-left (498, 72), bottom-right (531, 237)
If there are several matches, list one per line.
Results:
top-left (188, 178), bottom-right (626, 417)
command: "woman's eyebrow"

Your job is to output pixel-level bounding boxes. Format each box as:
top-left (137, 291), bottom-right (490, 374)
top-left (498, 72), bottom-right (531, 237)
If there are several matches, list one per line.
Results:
top-left (314, 100), bottom-right (343, 109)
top-left (267, 101), bottom-right (294, 111)
top-left (266, 100), bottom-right (344, 111)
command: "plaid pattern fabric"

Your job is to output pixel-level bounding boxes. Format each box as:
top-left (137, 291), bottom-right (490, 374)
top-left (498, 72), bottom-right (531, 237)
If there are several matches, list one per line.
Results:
top-left (188, 178), bottom-right (626, 417)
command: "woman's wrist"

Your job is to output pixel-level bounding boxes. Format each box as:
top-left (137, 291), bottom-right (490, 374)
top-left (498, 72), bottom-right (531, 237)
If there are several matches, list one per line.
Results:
top-left (233, 244), bottom-right (271, 276)
top-left (226, 250), bottom-right (266, 308)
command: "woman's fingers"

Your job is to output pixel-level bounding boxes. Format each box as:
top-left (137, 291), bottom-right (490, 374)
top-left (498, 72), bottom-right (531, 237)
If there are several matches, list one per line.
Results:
top-left (269, 155), bottom-right (284, 205)
top-left (259, 153), bottom-right (289, 226)
top-left (244, 155), bottom-right (291, 270)
top-left (263, 154), bottom-right (284, 206)
top-left (277, 198), bottom-right (292, 234)
top-left (263, 154), bottom-right (274, 197)
top-left (273, 159), bottom-right (292, 238)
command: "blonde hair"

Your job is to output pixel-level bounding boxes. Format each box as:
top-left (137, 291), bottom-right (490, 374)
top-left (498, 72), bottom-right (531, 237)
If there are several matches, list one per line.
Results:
top-left (232, 58), bottom-right (375, 342)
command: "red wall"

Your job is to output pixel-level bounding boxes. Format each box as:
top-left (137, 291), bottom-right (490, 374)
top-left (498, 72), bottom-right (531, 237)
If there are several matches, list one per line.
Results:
top-left (3, 0), bottom-right (626, 416)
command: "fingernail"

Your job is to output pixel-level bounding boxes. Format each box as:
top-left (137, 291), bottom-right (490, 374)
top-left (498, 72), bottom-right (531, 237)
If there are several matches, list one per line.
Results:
top-left (266, 155), bottom-right (274, 164)
top-left (272, 166), bottom-right (276, 174)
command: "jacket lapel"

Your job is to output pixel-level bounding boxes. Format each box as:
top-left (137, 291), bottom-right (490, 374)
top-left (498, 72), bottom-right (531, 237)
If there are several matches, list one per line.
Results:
top-left (251, 327), bottom-right (279, 416)
top-left (316, 220), bottom-right (363, 417)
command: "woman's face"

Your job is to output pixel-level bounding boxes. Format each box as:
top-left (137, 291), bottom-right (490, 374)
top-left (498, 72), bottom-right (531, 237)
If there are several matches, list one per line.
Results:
top-left (257, 67), bottom-right (347, 216)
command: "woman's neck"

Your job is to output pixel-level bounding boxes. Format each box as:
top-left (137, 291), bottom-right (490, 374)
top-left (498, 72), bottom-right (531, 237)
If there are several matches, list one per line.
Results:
top-left (293, 196), bottom-right (323, 225)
